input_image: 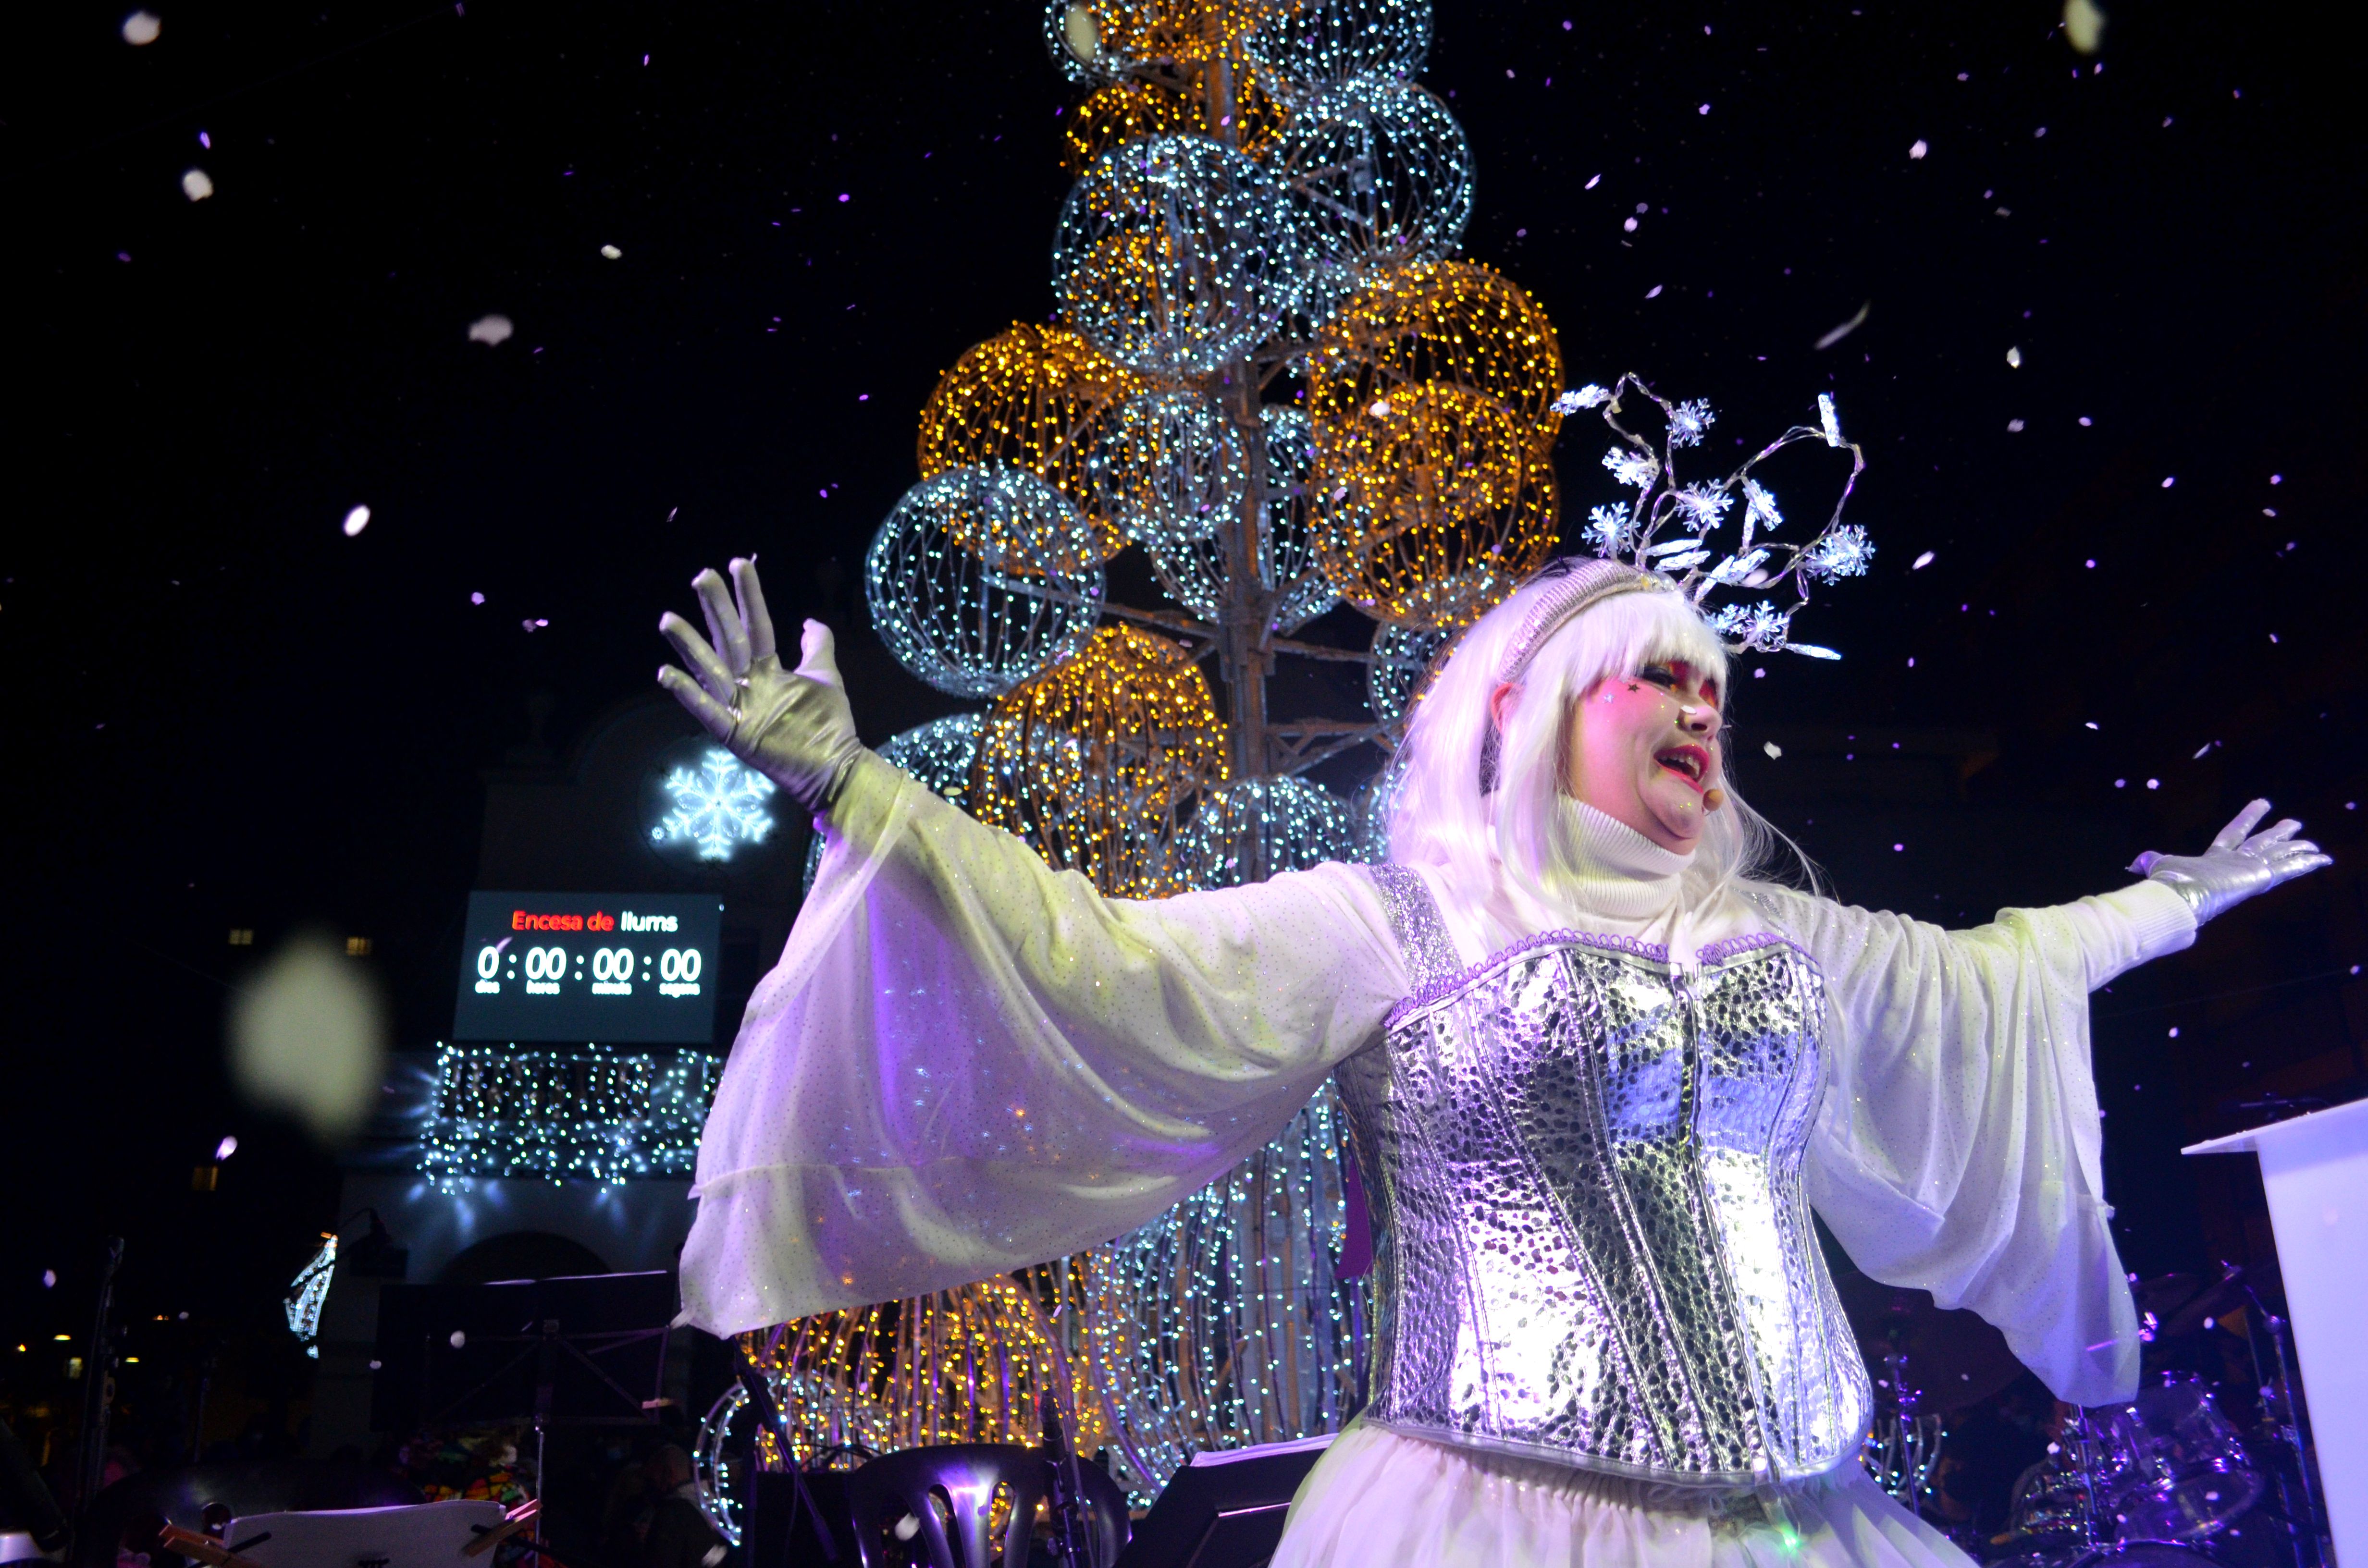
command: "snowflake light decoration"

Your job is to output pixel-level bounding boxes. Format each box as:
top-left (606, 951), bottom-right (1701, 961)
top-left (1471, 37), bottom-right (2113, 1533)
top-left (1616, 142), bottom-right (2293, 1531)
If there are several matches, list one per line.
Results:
top-left (653, 748), bottom-right (778, 861)
top-left (1566, 373), bottom-right (1871, 657)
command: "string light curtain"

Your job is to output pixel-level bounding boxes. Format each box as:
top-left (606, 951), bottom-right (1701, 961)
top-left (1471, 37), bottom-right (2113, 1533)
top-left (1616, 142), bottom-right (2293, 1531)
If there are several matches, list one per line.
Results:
top-left (420, 1044), bottom-right (722, 1189)
top-left (713, 1090), bottom-right (1364, 1512)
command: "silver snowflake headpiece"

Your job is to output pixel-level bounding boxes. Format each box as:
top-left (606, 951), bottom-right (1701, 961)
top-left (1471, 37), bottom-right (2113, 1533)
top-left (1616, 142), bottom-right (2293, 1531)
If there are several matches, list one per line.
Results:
top-left (1549, 374), bottom-right (1872, 659)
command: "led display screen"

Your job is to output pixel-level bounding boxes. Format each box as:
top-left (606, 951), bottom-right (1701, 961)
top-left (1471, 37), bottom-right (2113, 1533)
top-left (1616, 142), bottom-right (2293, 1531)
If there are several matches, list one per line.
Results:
top-left (452, 891), bottom-right (723, 1044)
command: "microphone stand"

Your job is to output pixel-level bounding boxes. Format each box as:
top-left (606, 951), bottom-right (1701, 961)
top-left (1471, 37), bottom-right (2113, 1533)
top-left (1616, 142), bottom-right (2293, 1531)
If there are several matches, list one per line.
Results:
top-left (74, 1238), bottom-right (126, 1530)
top-left (1038, 1392), bottom-right (1095, 1568)
top-left (735, 1347), bottom-right (839, 1563)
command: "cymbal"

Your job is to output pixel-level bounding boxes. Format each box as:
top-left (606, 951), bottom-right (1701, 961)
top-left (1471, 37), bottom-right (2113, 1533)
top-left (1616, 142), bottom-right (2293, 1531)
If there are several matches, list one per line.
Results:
top-left (1833, 1273), bottom-right (2026, 1413)
top-left (2154, 1259), bottom-right (2279, 1339)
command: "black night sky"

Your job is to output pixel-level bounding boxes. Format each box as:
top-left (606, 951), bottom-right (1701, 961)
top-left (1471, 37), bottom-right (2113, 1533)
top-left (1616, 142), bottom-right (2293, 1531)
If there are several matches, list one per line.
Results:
top-left (3, 0), bottom-right (2364, 1497)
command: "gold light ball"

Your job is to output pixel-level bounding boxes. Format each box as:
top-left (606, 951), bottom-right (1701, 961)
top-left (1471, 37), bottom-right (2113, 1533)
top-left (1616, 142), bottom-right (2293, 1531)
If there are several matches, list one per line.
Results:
top-left (970, 625), bottom-right (1228, 897)
top-left (918, 323), bottom-right (1155, 568)
top-left (1061, 76), bottom-right (1283, 176)
top-left (1316, 439), bottom-right (1555, 627)
top-left (1308, 259), bottom-right (1565, 443)
top-left (1305, 260), bottom-right (1566, 626)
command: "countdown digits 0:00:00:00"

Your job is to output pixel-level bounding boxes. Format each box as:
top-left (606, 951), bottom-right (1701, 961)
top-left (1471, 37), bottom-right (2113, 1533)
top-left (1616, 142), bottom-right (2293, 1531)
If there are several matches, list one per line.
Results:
top-left (471, 941), bottom-right (703, 998)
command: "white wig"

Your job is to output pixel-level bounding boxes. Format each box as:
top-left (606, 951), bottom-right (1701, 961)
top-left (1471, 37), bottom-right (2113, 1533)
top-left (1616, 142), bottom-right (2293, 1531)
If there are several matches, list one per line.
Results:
top-left (1385, 563), bottom-right (1808, 913)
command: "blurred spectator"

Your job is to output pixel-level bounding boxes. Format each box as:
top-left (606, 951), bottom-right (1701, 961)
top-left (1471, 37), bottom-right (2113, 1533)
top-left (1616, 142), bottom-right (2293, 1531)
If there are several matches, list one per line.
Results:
top-left (641, 1446), bottom-right (722, 1568)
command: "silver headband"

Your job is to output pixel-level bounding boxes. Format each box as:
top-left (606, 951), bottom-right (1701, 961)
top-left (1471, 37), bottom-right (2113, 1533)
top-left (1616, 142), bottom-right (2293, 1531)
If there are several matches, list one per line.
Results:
top-left (1480, 558), bottom-right (1676, 791)
top-left (1494, 558), bottom-right (1674, 685)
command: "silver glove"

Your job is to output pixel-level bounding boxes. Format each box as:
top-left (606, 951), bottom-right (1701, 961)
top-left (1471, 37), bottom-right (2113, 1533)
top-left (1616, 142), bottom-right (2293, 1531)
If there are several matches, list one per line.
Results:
top-left (657, 558), bottom-right (863, 815)
top-left (2129, 799), bottom-right (2332, 925)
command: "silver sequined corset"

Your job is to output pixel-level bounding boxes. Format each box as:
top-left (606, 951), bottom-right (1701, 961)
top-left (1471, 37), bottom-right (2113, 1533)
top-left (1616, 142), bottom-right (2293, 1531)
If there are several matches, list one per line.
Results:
top-left (1334, 867), bottom-right (1871, 1488)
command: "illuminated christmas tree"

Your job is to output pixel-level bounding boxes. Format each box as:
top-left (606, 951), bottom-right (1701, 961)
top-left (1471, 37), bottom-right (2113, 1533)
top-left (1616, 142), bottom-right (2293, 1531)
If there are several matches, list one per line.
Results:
top-left (710, 0), bottom-right (1576, 1519)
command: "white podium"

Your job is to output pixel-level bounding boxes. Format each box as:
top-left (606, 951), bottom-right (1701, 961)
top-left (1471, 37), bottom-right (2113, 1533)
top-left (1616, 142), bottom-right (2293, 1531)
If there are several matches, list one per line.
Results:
top-left (2186, 1094), bottom-right (2368, 1567)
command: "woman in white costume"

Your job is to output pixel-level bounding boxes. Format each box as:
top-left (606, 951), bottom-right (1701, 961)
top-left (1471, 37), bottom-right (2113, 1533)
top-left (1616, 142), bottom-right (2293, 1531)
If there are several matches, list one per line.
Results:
top-left (654, 553), bottom-right (2327, 1568)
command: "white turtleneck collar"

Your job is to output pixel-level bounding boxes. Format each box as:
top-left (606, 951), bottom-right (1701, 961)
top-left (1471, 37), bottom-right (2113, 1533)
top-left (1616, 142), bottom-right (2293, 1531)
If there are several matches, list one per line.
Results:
top-left (1431, 797), bottom-right (1754, 964)
top-left (1566, 799), bottom-right (1694, 886)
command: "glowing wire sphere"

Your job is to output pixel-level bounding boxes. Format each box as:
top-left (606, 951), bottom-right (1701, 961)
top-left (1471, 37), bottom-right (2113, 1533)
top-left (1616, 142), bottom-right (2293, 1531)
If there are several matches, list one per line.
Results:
top-left (917, 323), bottom-right (1153, 566)
top-left (1054, 135), bottom-right (1313, 378)
top-left (867, 466), bottom-right (1107, 698)
top-left (1141, 405), bottom-right (1337, 633)
top-left (1272, 77), bottom-right (1472, 277)
top-left (1168, 775), bottom-right (1354, 888)
top-left (1311, 384), bottom-right (1558, 626)
top-left (883, 712), bottom-right (986, 802)
top-left (1246, 0), bottom-right (1431, 89)
top-left (1092, 388), bottom-right (1243, 551)
top-left (970, 624), bottom-right (1227, 897)
top-left (1061, 76), bottom-right (1285, 176)
top-left (803, 715), bottom-right (982, 893)
top-left (1366, 617), bottom-right (1452, 724)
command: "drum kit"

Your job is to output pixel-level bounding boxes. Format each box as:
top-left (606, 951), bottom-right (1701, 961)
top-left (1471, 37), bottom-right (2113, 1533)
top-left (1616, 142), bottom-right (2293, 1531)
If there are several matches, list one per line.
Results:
top-left (1840, 1262), bottom-right (2331, 1568)
top-left (1992, 1373), bottom-right (2265, 1568)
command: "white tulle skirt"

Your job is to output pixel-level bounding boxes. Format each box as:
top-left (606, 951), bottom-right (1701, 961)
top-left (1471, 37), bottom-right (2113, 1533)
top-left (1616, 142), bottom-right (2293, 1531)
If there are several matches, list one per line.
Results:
top-left (1269, 1422), bottom-right (1973, 1568)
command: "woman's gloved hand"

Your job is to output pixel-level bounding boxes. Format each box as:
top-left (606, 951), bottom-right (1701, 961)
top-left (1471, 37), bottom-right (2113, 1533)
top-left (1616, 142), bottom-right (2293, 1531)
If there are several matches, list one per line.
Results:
top-left (2129, 799), bottom-right (2332, 925)
top-left (657, 558), bottom-right (863, 815)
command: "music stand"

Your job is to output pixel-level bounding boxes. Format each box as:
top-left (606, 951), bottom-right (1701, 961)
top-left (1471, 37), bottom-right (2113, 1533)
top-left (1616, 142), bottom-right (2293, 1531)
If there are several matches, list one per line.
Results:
top-left (372, 1272), bottom-right (675, 1500)
top-left (1113, 1435), bottom-right (1332, 1568)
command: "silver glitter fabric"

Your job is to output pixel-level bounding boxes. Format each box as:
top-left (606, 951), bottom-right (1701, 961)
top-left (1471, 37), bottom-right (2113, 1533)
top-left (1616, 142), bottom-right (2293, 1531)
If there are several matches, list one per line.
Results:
top-left (1338, 871), bottom-right (1869, 1488)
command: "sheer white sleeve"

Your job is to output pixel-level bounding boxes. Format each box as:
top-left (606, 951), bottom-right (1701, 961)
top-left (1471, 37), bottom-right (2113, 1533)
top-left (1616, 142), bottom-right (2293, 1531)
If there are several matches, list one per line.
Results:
top-left (677, 753), bottom-right (1407, 1335)
top-left (1754, 879), bottom-right (2196, 1406)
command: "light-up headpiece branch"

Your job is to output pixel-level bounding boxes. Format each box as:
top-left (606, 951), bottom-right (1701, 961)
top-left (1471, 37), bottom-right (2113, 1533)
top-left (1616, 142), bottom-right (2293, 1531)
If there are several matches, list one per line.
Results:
top-left (1552, 375), bottom-right (1872, 659)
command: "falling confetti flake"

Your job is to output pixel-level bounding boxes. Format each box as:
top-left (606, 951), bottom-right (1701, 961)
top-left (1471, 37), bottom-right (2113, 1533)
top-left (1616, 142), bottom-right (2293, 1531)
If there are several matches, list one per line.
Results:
top-left (342, 505), bottom-right (371, 537)
top-left (2065, 0), bottom-right (2107, 54)
top-left (1763, 741), bottom-right (1783, 759)
top-left (467, 313), bottom-right (514, 345)
top-left (2006, 346), bottom-right (2023, 368)
top-left (1815, 302), bottom-right (1871, 350)
top-left (600, 244), bottom-right (623, 259)
top-left (230, 935), bottom-right (387, 1140)
top-left (181, 168), bottom-right (214, 201)
top-left (122, 10), bottom-right (160, 44)
top-left (1912, 551), bottom-right (1935, 569)
top-left (1909, 139), bottom-right (1929, 159)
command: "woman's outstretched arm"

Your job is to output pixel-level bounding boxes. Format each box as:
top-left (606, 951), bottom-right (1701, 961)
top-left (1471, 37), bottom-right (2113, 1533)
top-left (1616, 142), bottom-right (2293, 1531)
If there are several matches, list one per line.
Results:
top-left (657, 560), bottom-right (1406, 1334)
top-left (1765, 801), bottom-right (2329, 1407)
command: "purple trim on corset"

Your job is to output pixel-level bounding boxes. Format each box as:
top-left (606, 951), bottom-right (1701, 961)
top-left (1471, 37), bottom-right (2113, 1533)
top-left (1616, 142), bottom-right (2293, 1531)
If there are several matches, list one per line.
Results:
top-left (1386, 929), bottom-right (1671, 1030)
top-left (1384, 926), bottom-right (1807, 1029)
top-left (1693, 930), bottom-right (1796, 967)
